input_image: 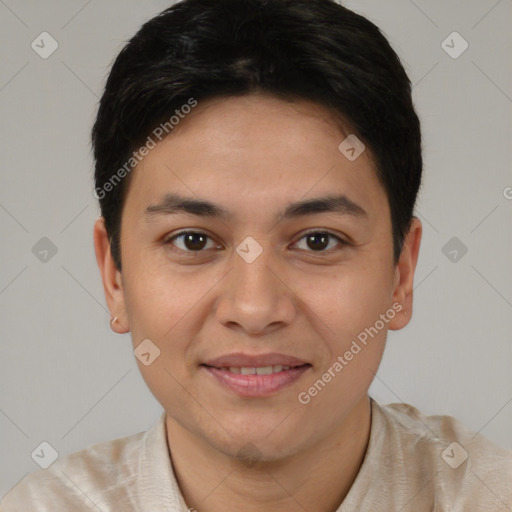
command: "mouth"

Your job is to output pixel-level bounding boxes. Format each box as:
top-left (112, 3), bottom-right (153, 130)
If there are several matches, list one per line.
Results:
top-left (200, 362), bottom-right (312, 397)
top-left (201, 363), bottom-right (309, 374)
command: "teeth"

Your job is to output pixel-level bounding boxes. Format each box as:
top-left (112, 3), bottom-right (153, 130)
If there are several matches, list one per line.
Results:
top-left (219, 365), bottom-right (293, 375)
top-left (256, 366), bottom-right (273, 375)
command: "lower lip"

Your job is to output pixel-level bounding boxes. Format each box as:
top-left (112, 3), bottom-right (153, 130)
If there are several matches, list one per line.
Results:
top-left (201, 365), bottom-right (311, 397)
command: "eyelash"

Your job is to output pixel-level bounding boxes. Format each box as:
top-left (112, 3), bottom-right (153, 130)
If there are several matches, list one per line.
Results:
top-left (163, 230), bottom-right (349, 255)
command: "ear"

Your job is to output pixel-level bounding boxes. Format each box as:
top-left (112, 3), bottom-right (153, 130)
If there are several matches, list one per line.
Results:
top-left (93, 217), bottom-right (130, 334)
top-left (388, 216), bottom-right (422, 330)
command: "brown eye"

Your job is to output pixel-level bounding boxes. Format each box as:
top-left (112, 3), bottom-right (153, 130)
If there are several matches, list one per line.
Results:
top-left (294, 231), bottom-right (347, 252)
top-left (166, 231), bottom-right (216, 252)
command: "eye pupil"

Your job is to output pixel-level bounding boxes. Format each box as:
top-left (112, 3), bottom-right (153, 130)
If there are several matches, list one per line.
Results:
top-left (184, 232), bottom-right (207, 251)
top-left (171, 230), bottom-right (340, 254)
top-left (306, 233), bottom-right (329, 251)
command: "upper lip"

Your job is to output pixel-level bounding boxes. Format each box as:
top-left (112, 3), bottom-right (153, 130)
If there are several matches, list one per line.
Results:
top-left (202, 352), bottom-right (310, 368)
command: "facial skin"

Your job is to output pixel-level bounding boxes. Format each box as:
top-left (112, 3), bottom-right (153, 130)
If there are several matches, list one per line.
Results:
top-left (94, 94), bottom-right (422, 511)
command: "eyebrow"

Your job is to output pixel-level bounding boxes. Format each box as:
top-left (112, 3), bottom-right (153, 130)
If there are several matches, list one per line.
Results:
top-left (145, 192), bottom-right (368, 222)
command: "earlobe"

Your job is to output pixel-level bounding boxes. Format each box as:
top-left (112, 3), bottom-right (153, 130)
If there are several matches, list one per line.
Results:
top-left (93, 217), bottom-right (130, 334)
top-left (388, 217), bottom-right (422, 331)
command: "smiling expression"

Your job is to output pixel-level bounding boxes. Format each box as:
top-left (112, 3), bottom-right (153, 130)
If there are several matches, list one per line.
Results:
top-left (95, 93), bottom-right (420, 461)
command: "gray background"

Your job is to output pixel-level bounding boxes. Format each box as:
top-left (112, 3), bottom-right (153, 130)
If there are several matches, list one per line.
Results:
top-left (1, 0), bottom-right (511, 498)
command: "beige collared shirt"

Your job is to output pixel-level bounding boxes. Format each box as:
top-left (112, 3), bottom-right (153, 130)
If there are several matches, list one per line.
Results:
top-left (2, 398), bottom-right (511, 511)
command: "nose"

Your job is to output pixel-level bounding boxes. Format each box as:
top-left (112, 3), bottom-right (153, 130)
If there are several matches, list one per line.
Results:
top-left (214, 242), bottom-right (296, 336)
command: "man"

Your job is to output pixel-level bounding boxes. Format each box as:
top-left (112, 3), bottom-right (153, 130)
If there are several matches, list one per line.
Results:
top-left (2, 0), bottom-right (511, 510)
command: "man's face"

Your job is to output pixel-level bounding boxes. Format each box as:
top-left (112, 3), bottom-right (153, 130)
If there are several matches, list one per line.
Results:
top-left (98, 94), bottom-right (417, 461)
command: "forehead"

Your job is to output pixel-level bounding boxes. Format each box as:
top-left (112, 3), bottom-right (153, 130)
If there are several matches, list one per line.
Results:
top-left (124, 94), bottom-right (387, 223)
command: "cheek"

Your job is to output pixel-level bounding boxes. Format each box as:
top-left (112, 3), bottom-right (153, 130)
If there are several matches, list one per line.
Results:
top-left (121, 264), bottom-right (202, 409)
top-left (295, 262), bottom-right (392, 338)
top-left (122, 259), bottom-right (225, 370)
top-left (122, 256), bottom-right (194, 334)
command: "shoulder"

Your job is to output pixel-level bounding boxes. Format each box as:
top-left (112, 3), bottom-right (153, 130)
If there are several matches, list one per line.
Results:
top-left (379, 400), bottom-right (512, 464)
top-left (1, 428), bottom-right (147, 512)
top-left (376, 400), bottom-right (512, 508)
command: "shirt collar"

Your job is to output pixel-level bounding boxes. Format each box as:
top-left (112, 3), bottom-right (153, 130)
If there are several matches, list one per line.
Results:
top-left (137, 411), bottom-right (190, 511)
top-left (138, 398), bottom-right (383, 512)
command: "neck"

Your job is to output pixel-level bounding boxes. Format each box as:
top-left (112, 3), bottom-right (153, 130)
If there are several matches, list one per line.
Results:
top-left (166, 395), bottom-right (372, 512)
